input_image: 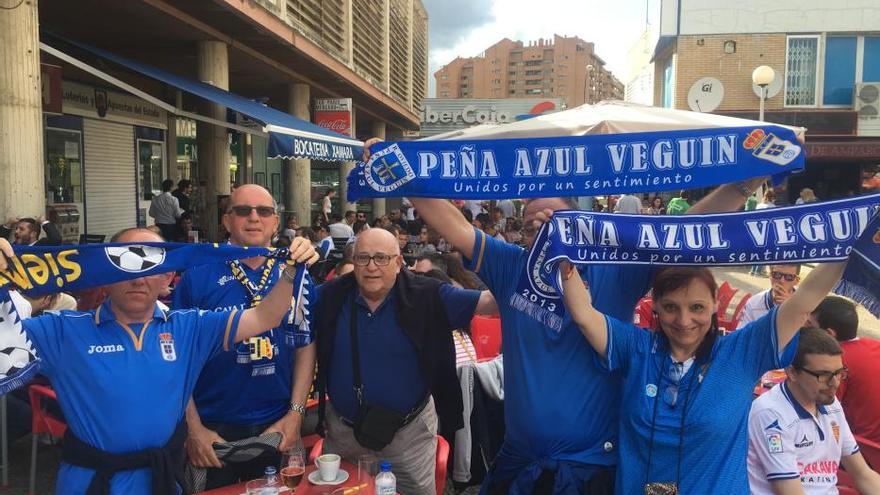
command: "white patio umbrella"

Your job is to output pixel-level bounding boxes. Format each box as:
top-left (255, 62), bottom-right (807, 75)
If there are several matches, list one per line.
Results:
top-left (423, 100), bottom-right (805, 141)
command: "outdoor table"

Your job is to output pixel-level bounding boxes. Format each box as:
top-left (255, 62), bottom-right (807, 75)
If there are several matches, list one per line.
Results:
top-left (196, 460), bottom-right (374, 495)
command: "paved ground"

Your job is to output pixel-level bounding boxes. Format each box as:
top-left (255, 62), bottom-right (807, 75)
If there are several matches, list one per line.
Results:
top-left (3, 265), bottom-right (875, 494)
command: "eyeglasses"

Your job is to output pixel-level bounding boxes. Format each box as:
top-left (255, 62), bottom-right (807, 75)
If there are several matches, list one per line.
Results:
top-left (771, 271), bottom-right (799, 282)
top-left (663, 362), bottom-right (687, 408)
top-left (353, 253), bottom-right (394, 266)
top-left (796, 366), bottom-right (848, 384)
top-left (228, 205), bottom-right (276, 218)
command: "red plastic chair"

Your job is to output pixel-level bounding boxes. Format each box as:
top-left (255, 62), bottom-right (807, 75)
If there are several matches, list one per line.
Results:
top-left (310, 435), bottom-right (450, 495)
top-left (715, 281), bottom-right (738, 319)
top-left (720, 292), bottom-right (752, 333)
top-left (634, 296), bottom-right (655, 329)
top-left (29, 384), bottom-right (67, 495)
top-left (470, 315), bottom-right (502, 359)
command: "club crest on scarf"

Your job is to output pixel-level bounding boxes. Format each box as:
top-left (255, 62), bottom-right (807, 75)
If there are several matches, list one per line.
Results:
top-left (743, 128), bottom-right (801, 166)
top-left (361, 143), bottom-right (416, 194)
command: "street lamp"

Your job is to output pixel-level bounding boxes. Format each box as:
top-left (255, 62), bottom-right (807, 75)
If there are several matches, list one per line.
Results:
top-left (752, 65), bottom-right (776, 121)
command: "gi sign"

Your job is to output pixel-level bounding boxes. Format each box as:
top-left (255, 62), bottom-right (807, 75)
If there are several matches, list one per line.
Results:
top-left (314, 98), bottom-right (353, 137)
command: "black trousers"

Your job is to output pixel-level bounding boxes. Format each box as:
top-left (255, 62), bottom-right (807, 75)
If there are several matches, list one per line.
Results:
top-left (487, 466), bottom-right (615, 495)
top-left (201, 421), bottom-right (281, 490)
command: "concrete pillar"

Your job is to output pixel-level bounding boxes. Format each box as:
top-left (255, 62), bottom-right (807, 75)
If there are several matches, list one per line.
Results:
top-left (338, 105), bottom-right (356, 209)
top-left (0, 1), bottom-right (44, 219)
top-left (287, 83), bottom-right (311, 226)
top-left (371, 121), bottom-right (386, 217)
top-left (343, 0), bottom-right (354, 64)
top-left (166, 91), bottom-right (181, 183)
top-left (196, 41), bottom-right (230, 242)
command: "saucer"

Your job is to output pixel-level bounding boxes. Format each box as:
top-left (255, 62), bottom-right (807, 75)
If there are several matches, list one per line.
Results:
top-left (308, 468), bottom-right (349, 486)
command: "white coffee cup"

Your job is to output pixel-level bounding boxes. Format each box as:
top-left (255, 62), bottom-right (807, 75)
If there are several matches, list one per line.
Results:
top-left (315, 453), bottom-right (341, 482)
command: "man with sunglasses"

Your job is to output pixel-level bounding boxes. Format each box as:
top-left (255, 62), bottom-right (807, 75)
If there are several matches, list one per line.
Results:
top-left (173, 184), bottom-right (317, 489)
top-left (738, 264), bottom-right (801, 329)
top-left (747, 327), bottom-right (880, 494)
top-left (312, 228), bottom-right (495, 495)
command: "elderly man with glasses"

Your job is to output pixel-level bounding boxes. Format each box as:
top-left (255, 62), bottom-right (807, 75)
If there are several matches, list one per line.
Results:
top-left (312, 228), bottom-right (495, 495)
top-left (748, 327), bottom-right (880, 494)
top-left (738, 264), bottom-right (802, 329)
top-left (173, 184), bottom-right (317, 490)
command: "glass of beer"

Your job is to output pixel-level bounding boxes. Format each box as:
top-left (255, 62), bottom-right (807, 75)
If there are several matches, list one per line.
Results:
top-left (281, 448), bottom-right (306, 491)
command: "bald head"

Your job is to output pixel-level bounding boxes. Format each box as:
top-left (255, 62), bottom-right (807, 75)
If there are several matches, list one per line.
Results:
top-left (111, 228), bottom-right (165, 243)
top-left (230, 184), bottom-right (275, 208)
top-left (354, 227), bottom-right (400, 256)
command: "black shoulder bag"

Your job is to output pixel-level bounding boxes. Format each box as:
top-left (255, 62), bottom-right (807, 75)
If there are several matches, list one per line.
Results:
top-left (349, 299), bottom-right (408, 451)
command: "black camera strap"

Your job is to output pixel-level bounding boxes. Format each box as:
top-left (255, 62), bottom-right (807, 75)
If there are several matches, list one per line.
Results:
top-left (349, 297), bottom-right (365, 406)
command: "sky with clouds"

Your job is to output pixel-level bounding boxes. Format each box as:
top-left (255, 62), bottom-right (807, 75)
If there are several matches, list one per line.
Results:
top-left (424, 0), bottom-right (660, 96)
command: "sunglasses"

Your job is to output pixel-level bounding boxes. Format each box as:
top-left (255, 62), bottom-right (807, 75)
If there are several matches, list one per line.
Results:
top-left (229, 205), bottom-right (276, 217)
top-left (771, 271), bottom-right (799, 282)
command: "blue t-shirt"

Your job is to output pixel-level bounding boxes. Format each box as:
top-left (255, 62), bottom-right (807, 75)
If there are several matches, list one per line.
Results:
top-left (173, 260), bottom-right (314, 425)
top-left (605, 306), bottom-right (796, 494)
top-left (464, 228), bottom-right (653, 472)
top-left (23, 300), bottom-right (241, 495)
top-left (321, 282), bottom-right (480, 420)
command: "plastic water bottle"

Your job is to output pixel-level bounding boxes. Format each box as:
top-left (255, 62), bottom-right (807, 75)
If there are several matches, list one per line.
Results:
top-left (374, 461), bottom-right (396, 495)
top-left (251, 466), bottom-right (281, 494)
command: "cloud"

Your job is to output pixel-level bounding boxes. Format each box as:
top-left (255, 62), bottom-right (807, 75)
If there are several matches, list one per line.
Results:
top-left (424, 0), bottom-right (495, 51)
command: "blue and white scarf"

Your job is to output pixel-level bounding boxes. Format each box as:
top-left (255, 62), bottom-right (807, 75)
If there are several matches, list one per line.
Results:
top-left (346, 125), bottom-right (804, 200)
top-left (517, 195), bottom-right (880, 332)
top-left (0, 242), bottom-right (308, 394)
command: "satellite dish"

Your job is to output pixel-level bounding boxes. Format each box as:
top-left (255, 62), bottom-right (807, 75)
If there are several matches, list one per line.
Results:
top-left (752, 75), bottom-right (783, 99)
top-left (687, 77), bottom-right (724, 112)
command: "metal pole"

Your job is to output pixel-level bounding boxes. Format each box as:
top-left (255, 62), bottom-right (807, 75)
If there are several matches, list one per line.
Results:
top-left (758, 86), bottom-right (767, 121)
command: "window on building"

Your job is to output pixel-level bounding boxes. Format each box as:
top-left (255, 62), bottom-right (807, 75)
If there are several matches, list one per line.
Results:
top-left (823, 36), bottom-right (857, 105)
top-left (865, 37), bottom-right (880, 82)
top-left (508, 71), bottom-right (516, 76)
top-left (785, 36), bottom-right (819, 106)
top-left (44, 128), bottom-right (83, 204)
top-left (509, 89), bottom-right (516, 95)
top-left (441, 73), bottom-right (448, 80)
top-left (526, 88), bottom-right (543, 94)
top-left (661, 57), bottom-right (675, 109)
top-left (138, 140), bottom-right (164, 200)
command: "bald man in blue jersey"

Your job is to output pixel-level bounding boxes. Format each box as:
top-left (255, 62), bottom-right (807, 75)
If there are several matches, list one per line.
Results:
top-left (0, 228), bottom-right (317, 495)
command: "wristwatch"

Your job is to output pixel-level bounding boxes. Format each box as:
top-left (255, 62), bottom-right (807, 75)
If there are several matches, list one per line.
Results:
top-left (289, 401), bottom-right (307, 416)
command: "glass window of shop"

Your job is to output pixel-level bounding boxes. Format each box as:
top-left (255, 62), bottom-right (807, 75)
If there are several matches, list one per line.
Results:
top-left (44, 128), bottom-right (83, 204)
top-left (312, 162), bottom-right (341, 223)
top-left (138, 139), bottom-right (165, 200)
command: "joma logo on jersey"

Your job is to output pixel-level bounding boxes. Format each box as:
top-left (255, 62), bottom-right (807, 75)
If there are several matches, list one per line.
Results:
top-left (248, 336), bottom-right (275, 361)
top-left (88, 344), bottom-right (125, 354)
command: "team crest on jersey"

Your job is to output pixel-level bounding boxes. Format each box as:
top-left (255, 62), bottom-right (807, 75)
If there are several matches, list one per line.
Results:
top-left (832, 421), bottom-right (840, 443)
top-left (159, 332), bottom-right (177, 362)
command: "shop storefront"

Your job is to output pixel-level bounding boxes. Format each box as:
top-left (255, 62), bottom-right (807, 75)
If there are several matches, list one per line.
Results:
top-left (45, 79), bottom-right (168, 240)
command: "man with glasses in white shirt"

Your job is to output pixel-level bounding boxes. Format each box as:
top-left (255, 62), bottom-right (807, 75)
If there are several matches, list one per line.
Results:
top-left (748, 327), bottom-right (880, 494)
